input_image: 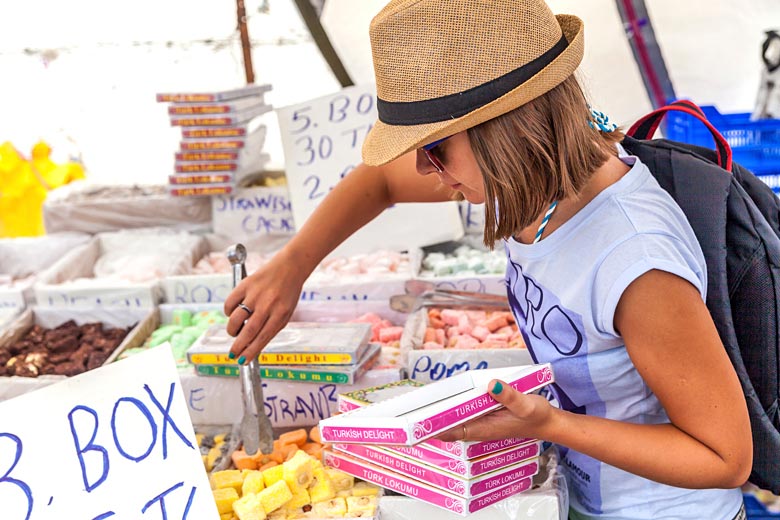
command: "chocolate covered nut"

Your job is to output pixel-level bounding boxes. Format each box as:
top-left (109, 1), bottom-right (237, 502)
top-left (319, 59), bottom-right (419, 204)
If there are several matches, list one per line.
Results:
top-left (24, 352), bottom-right (48, 368)
top-left (80, 322), bottom-right (103, 337)
top-left (53, 362), bottom-right (82, 376)
top-left (13, 363), bottom-right (39, 378)
top-left (49, 351), bottom-right (73, 364)
top-left (86, 351), bottom-right (108, 370)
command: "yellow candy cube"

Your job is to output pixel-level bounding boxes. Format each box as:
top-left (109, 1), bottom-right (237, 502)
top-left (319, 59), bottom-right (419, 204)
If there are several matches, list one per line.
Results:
top-left (283, 450), bottom-right (314, 493)
top-left (325, 468), bottom-right (354, 492)
top-left (219, 513), bottom-right (233, 520)
top-left (263, 464), bottom-right (285, 488)
top-left (336, 489), bottom-right (353, 498)
top-left (232, 492), bottom-right (267, 520)
top-left (308, 467), bottom-right (335, 503)
top-left (207, 446), bottom-right (222, 472)
top-left (347, 495), bottom-right (377, 515)
top-left (211, 470), bottom-right (245, 493)
top-left (213, 487), bottom-right (239, 515)
top-left (257, 480), bottom-right (293, 514)
top-left (312, 497), bottom-right (347, 517)
top-left (351, 482), bottom-right (381, 497)
top-left (284, 488), bottom-right (311, 510)
top-left (242, 470), bottom-right (266, 496)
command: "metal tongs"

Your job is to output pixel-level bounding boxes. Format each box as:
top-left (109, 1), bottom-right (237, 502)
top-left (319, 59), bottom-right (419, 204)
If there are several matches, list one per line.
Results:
top-left (227, 244), bottom-right (274, 456)
top-left (389, 280), bottom-right (509, 313)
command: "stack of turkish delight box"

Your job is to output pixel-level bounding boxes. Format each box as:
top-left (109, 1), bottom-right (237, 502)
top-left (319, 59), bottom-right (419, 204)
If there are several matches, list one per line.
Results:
top-left (156, 84), bottom-right (272, 196)
top-left (319, 365), bottom-right (553, 516)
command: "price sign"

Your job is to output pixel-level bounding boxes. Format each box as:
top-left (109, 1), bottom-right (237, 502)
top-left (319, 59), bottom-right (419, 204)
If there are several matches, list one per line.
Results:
top-left (0, 345), bottom-right (218, 520)
top-left (278, 85), bottom-right (464, 257)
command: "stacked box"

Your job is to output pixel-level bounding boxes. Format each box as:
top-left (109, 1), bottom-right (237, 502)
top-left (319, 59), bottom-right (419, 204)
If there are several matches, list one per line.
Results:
top-left (186, 322), bottom-right (381, 384)
top-left (156, 84), bottom-right (273, 196)
top-left (321, 366), bottom-right (553, 515)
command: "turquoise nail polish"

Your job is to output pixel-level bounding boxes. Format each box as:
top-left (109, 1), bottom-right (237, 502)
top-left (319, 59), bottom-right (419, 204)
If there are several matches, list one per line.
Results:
top-left (492, 381), bottom-right (503, 395)
top-left (237, 355), bottom-right (246, 365)
top-left (228, 352), bottom-right (236, 360)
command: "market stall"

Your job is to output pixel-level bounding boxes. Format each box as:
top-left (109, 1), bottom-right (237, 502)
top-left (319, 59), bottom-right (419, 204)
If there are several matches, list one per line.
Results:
top-left (2, 1), bottom-right (780, 519)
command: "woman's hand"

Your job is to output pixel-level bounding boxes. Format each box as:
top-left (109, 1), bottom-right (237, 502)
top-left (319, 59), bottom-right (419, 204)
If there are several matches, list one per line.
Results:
top-left (438, 379), bottom-right (558, 442)
top-left (223, 249), bottom-right (306, 364)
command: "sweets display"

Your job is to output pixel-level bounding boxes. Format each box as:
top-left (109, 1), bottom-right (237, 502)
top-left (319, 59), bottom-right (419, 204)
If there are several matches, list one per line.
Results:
top-left (348, 312), bottom-right (403, 368)
top-left (420, 245), bottom-right (507, 277)
top-left (0, 274), bottom-right (35, 290)
top-left (419, 308), bottom-right (525, 351)
top-left (118, 309), bottom-right (227, 368)
top-left (0, 319), bottom-right (131, 377)
top-left (187, 249), bottom-right (412, 287)
top-left (209, 428), bottom-right (380, 519)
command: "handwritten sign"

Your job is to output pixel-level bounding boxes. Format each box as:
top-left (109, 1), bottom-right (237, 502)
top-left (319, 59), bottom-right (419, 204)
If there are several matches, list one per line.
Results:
top-left (180, 368), bottom-right (402, 428)
top-left (277, 85), bottom-right (464, 257)
top-left (0, 345), bottom-right (218, 520)
top-left (407, 349), bottom-right (534, 384)
top-left (459, 202), bottom-right (486, 236)
top-left (211, 186), bottom-right (295, 239)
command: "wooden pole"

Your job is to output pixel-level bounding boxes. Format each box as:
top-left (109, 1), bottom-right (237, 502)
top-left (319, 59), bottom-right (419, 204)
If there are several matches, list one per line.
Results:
top-left (236, 0), bottom-right (255, 84)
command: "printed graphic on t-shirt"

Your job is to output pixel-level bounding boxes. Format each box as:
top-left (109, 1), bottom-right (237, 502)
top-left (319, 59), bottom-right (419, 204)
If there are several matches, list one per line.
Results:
top-left (506, 257), bottom-right (604, 514)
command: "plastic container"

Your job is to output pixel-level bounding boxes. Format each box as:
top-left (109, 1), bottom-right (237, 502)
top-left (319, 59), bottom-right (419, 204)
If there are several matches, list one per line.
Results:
top-left (745, 494), bottom-right (780, 519)
top-left (665, 105), bottom-right (780, 192)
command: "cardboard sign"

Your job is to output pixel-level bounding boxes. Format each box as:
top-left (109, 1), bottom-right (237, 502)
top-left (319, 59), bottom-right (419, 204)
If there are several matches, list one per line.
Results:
top-left (277, 85), bottom-right (464, 257)
top-left (211, 185), bottom-right (295, 239)
top-left (0, 345), bottom-right (218, 520)
top-left (459, 202), bottom-right (486, 236)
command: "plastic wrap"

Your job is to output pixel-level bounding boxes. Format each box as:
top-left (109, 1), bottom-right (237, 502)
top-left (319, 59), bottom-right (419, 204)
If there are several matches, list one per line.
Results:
top-left (43, 181), bottom-right (212, 234)
top-left (0, 232), bottom-right (91, 317)
top-left (378, 447), bottom-right (568, 520)
top-left (34, 229), bottom-right (205, 308)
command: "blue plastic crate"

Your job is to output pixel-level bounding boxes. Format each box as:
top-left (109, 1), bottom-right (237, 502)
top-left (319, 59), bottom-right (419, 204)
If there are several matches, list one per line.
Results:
top-left (665, 105), bottom-right (780, 193)
top-left (745, 494), bottom-right (780, 519)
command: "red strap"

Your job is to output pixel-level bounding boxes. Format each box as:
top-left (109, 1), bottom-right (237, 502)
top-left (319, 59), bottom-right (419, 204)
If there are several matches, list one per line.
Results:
top-left (627, 101), bottom-right (733, 172)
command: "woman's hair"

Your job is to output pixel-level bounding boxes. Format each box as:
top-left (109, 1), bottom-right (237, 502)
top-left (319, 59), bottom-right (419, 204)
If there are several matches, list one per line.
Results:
top-left (467, 75), bottom-right (624, 246)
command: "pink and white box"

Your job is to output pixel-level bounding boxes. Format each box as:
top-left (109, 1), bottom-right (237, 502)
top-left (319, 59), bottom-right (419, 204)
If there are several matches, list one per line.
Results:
top-left (385, 438), bottom-right (541, 479)
top-left (324, 449), bottom-right (533, 516)
top-left (333, 442), bottom-right (541, 497)
top-left (338, 379), bottom-right (534, 460)
top-left (319, 364), bottom-right (553, 446)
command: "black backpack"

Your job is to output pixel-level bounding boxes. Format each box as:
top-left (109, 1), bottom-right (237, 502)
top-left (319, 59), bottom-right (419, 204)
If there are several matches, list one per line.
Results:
top-left (620, 100), bottom-right (780, 492)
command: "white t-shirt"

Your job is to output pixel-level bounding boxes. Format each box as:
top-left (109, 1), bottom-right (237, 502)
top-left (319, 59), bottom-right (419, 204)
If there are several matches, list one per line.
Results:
top-left (503, 150), bottom-right (743, 519)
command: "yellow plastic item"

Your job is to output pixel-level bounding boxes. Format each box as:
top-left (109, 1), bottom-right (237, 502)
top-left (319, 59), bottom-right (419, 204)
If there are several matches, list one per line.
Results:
top-left (0, 140), bottom-right (84, 237)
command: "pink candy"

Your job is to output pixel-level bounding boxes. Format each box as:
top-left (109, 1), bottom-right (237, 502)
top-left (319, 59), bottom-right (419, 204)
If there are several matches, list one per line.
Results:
top-left (425, 308), bottom-right (525, 350)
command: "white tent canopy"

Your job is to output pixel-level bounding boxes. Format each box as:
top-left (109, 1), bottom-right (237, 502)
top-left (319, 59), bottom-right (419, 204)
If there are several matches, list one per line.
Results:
top-left (0, 0), bottom-right (777, 185)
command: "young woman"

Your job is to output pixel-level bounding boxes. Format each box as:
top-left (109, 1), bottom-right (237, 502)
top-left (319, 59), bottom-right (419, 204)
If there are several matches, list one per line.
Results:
top-left (225, 1), bottom-right (752, 518)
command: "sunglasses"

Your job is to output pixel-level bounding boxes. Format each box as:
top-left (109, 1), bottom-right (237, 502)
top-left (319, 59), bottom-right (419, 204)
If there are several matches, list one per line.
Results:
top-left (421, 136), bottom-right (451, 173)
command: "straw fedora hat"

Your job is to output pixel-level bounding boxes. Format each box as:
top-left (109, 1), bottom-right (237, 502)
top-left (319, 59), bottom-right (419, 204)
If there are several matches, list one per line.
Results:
top-left (362, 0), bottom-right (584, 166)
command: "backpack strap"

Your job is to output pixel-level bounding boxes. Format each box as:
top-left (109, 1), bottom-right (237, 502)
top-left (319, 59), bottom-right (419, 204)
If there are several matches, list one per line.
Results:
top-left (627, 100), bottom-right (733, 172)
